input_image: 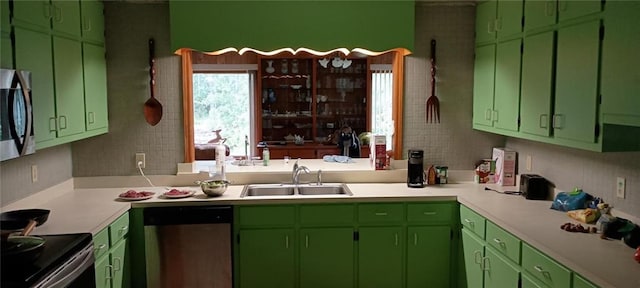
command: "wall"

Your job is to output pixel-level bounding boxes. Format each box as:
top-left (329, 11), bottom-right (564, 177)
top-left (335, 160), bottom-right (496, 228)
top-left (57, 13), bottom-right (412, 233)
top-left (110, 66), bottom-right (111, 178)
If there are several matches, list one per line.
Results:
top-left (0, 145), bottom-right (72, 205)
top-left (507, 138), bottom-right (640, 217)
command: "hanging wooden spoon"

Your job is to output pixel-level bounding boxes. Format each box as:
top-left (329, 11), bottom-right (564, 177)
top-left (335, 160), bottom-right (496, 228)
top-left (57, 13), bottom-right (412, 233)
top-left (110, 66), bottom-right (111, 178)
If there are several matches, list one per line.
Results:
top-left (144, 38), bottom-right (163, 126)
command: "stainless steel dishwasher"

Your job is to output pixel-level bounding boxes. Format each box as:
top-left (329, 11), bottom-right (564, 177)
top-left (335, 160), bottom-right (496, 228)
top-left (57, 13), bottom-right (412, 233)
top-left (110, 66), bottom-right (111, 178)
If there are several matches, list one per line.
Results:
top-left (143, 206), bottom-right (233, 288)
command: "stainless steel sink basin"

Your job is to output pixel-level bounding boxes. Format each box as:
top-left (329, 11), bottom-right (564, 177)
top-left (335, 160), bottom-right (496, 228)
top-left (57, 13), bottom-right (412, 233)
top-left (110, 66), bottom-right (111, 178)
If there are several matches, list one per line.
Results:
top-left (240, 183), bottom-right (352, 197)
top-left (297, 184), bottom-right (352, 195)
top-left (241, 185), bottom-right (295, 197)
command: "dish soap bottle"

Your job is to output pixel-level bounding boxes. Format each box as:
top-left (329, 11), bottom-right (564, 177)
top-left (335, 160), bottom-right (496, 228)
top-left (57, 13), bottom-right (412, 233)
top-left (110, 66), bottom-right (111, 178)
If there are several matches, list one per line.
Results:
top-left (263, 147), bottom-right (270, 166)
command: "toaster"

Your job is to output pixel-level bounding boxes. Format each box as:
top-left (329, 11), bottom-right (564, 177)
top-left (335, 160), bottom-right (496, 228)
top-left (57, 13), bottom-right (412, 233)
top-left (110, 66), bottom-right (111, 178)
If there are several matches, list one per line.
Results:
top-left (520, 174), bottom-right (549, 200)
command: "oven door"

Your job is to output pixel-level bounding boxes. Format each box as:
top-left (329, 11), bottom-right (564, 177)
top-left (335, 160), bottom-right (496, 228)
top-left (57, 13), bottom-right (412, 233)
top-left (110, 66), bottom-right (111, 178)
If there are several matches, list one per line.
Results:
top-left (32, 243), bottom-right (96, 288)
top-left (0, 68), bottom-right (35, 161)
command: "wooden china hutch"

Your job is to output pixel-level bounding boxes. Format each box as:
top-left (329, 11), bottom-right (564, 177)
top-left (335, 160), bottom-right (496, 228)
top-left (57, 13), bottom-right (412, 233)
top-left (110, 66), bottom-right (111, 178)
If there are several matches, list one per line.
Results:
top-left (256, 54), bottom-right (371, 159)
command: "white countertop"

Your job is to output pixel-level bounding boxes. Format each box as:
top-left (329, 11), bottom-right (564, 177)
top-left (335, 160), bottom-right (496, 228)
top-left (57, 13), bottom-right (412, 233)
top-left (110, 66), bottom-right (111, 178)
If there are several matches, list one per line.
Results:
top-left (2, 178), bottom-right (639, 288)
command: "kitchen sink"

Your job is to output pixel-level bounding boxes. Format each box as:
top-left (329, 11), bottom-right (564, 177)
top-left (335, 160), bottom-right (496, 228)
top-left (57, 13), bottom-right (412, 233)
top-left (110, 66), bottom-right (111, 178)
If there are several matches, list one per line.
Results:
top-left (240, 183), bottom-right (352, 197)
top-left (297, 184), bottom-right (352, 195)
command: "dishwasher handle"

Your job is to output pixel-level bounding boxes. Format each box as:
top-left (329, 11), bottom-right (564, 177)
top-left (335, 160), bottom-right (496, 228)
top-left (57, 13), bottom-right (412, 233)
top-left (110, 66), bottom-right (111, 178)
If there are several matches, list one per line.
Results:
top-left (143, 206), bottom-right (233, 226)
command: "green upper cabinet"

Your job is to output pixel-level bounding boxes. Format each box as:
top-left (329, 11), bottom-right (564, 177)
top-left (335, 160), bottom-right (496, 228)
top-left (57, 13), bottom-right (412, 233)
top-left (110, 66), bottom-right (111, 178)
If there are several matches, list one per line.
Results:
top-left (50, 0), bottom-right (81, 38)
top-left (12, 0), bottom-right (51, 32)
top-left (476, 0), bottom-right (523, 44)
top-left (493, 39), bottom-right (521, 132)
top-left (358, 226), bottom-right (403, 288)
top-left (0, 32), bottom-right (11, 69)
top-left (601, 1), bottom-right (640, 127)
top-left (238, 229), bottom-right (295, 288)
top-left (554, 20), bottom-right (600, 144)
top-left (520, 31), bottom-right (554, 137)
top-left (14, 28), bottom-right (57, 144)
top-left (525, 0), bottom-right (557, 31)
top-left (461, 229), bottom-right (485, 288)
top-left (407, 226), bottom-right (451, 288)
top-left (83, 43), bottom-right (108, 131)
top-left (557, 0), bottom-right (601, 22)
top-left (476, 0), bottom-right (498, 44)
top-left (80, 0), bottom-right (104, 44)
top-left (299, 228), bottom-right (354, 288)
top-left (53, 36), bottom-right (85, 137)
top-left (472, 44), bottom-right (496, 128)
top-left (1, 0), bottom-right (10, 33)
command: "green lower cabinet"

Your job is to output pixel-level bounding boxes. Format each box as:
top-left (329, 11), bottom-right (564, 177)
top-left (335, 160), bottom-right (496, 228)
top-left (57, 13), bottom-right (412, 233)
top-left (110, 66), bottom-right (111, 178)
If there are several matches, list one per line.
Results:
top-left (461, 228), bottom-right (485, 288)
top-left (299, 228), bottom-right (354, 288)
top-left (522, 272), bottom-right (545, 288)
top-left (406, 226), bottom-right (451, 288)
top-left (238, 229), bottom-right (295, 288)
top-left (573, 274), bottom-right (598, 288)
top-left (358, 226), bottom-right (403, 288)
top-left (110, 240), bottom-right (129, 288)
top-left (483, 247), bottom-right (520, 288)
top-left (95, 253), bottom-right (111, 288)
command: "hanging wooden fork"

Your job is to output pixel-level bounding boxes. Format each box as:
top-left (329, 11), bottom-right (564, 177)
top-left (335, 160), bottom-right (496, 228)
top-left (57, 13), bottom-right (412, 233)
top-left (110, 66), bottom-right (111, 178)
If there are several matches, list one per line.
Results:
top-left (426, 39), bottom-right (440, 123)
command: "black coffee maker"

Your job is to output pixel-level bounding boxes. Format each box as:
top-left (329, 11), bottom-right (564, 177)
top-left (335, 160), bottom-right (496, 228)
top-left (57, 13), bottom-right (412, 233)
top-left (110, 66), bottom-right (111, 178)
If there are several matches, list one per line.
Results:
top-left (407, 149), bottom-right (425, 188)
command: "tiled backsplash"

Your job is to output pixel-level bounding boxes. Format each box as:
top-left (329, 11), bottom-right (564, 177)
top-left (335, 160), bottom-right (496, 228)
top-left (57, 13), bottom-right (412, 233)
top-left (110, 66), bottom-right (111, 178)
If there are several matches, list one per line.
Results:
top-left (507, 138), bottom-right (640, 218)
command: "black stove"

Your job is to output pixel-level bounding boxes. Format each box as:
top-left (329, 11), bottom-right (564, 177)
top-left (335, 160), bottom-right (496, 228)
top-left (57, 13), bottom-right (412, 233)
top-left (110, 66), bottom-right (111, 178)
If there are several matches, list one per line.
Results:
top-left (1, 233), bottom-right (94, 288)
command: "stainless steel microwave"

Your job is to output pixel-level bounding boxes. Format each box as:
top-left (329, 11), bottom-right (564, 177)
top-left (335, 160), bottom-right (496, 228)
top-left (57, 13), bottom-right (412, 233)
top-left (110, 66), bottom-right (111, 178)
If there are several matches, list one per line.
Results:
top-left (1, 68), bottom-right (35, 161)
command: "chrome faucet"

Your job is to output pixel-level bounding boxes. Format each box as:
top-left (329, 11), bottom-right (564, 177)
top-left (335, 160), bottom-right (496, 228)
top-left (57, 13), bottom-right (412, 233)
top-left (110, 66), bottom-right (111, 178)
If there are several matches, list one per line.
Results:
top-left (293, 165), bottom-right (311, 185)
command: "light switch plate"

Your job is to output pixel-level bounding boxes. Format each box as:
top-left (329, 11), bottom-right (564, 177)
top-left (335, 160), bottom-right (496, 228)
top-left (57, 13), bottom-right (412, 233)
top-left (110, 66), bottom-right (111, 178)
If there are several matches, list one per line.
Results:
top-left (616, 177), bottom-right (626, 199)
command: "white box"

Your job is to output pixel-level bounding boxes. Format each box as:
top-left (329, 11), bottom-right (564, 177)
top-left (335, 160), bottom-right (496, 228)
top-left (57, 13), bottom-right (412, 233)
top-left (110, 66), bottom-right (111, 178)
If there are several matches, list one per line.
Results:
top-left (492, 148), bottom-right (517, 186)
top-left (372, 135), bottom-right (387, 170)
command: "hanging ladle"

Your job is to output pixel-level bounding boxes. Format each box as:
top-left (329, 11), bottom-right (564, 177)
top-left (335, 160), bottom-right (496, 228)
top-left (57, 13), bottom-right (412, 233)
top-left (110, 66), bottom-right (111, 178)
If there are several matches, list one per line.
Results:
top-left (144, 38), bottom-right (163, 126)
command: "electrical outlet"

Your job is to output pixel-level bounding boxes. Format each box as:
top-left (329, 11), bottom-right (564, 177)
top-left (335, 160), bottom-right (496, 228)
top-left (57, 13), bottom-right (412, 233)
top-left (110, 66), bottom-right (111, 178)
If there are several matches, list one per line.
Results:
top-left (616, 177), bottom-right (626, 199)
top-left (31, 165), bottom-right (38, 183)
top-left (136, 153), bottom-right (146, 169)
top-left (525, 155), bottom-right (532, 171)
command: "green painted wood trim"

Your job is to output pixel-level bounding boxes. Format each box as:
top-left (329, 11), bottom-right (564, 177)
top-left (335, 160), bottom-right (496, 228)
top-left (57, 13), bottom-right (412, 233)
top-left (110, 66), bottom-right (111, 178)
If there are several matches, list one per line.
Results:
top-left (169, 0), bottom-right (415, 53)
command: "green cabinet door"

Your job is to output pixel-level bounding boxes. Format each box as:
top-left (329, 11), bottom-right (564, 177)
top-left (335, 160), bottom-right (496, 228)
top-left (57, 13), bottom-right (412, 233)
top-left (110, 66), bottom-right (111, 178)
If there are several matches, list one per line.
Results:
top-left (473, 44), bottom-right (496, 128)
top-left (601, 1), bottom-right (640, 126)
top-left (461, 229), bottom-right (484, 288)
top-left (0, 32), bottom-right (11, 69)
top-left (110, 239), bottom-right (129, 288)
top-left (12, 0), bottom-right (51, 32)
top-left (525, 0), bottom-right (557, 31)
top-left (80, 0), bottom-right (104, 44)
top-left (558, 0), bottom-right (601, 22)
top-left (554, 20), bottom-right (600, 143)
top-left (573, 274), bottom-right (598, 288)
top-left (520, 31), bottom-right (554, 137)
top-left (493, 39), bottom-right (521, 132)
top-left (406, 226), bottom-right (451, 288)
top-left (496, 0), bottom-right (523, 38)
top-left (522, 272), bottom-right (545, 288)
top-left (476, 0), bottom-right (497, 44)
top-left (484, 247), bottom-right (520, 288)
top-left (299, 228), bottom-right (354, 288)
top-left (239, 229), bottom-right (295, 288)
top-left (95, 254), bottom-right (111, 288)
top-left (358, 226), bottom-right (403, 288)
top-left (51, 0), bottom-right (81, 37)
top-left (14, 27), bottom-right (57, 143)
top-left (53, 36), bottom-right (85, 137)
top-left (1, 0), bottom-right (10, 33)
top-left (83, 43), bottom-right (108, 131)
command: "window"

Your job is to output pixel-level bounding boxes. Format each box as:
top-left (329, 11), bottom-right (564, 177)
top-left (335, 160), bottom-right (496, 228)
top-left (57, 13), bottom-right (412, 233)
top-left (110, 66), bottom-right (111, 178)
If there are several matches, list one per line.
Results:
top-left (192, 71), bottom-right (255, 156)
top-left (371, 64), bottom-right (394, 150)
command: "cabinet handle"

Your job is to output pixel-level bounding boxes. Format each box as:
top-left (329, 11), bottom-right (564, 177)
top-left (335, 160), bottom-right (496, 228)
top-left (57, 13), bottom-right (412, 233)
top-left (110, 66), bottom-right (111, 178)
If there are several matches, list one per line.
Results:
top-left (94, 244), bottom-right (107, 252)
top-left (53, 5), bottom-right (62, 23)
top-left (422, 211), bottom-right (437, 216)
top-left (88, 112), bottom-right (95, 124)
top-left (105, 265), bottom-right (113, 280)
top-left (49, 117), bottom-right (57, 132)
top-left (305, 235), bottom-right (309, 248)
top-left (59, 116), bottom-right (67, 130)
top-left (464, 218), bottom-right (475, 227)
top-left (482, 257), bottom-right (491, 271)
top-left (485, 109), bottom-right (492, 121)
top-left (474, 250), bottom-right (483, 265)
top-left (539, 114), bottom-right (549, 128)
top-left (493, 238), bottom-right (505, 247)
top-left (552, 114), bottom-right (563, 129)
top-left (492, 110), bottom-right (499, 123)
top-left (487, 20), bottom-right (494, 34)
top-left (119, 226), bottom-right (128, 235)
top-left (394, 233), bottom-right (399, 246)
top-left (534, 265), bottom-right (550, 278)
top-left (374, 212), bottom-right (388, 216)
top-left (82, 16), bottom-right (92, 32)
top-left (285, 235), bottom-right (289, 249)
top-left (43, 3), bottom-right (52, 19)
top-left (414, 233), bottom-right (418, 246)
top-left (494, 18), bottom-right (502, 32)
top-left (113, 257), bottom-right (122, 271)
top-left (559, 0), bottom-right (568, 12)
top-left (545, 1), bottom-right (556, 16)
